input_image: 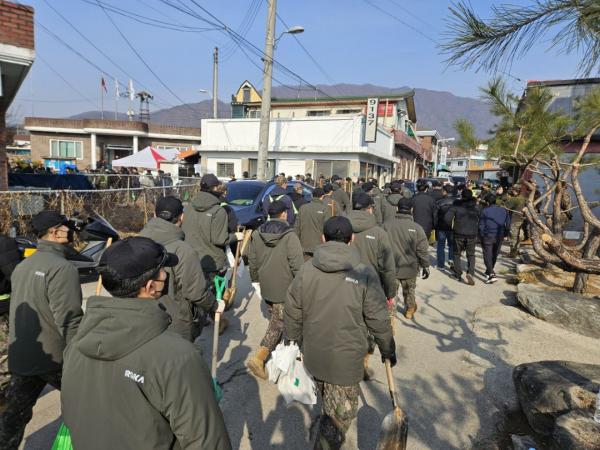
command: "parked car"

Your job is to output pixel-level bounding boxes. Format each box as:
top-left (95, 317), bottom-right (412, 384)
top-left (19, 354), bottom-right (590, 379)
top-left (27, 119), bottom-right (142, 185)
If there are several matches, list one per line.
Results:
top-left (226, 179), bottom-right (314, 229)
top-left (450, 176), bottom-right (467, 186)
top-left (403, 181), bottom-right (417, 195)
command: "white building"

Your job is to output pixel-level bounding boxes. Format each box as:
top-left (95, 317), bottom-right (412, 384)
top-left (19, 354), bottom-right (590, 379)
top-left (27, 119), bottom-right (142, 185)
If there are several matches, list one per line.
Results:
top-left (199, 115), bottom-right (398, 183)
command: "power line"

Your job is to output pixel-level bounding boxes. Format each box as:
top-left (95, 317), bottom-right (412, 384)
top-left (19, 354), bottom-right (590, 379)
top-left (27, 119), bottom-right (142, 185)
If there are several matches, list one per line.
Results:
top-left (35, 54), bottom-right (99, 110)
top-left (221, 0), bottom-right (262, 62)
top-left (94, 0), bottom-right (197, 115)
top-left (383, 0), bottom-right (436, 29)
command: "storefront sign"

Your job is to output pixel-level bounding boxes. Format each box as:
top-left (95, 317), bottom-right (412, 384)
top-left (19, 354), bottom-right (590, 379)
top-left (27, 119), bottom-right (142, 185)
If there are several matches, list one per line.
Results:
top-left (364, 98), bottom-right (379, 142)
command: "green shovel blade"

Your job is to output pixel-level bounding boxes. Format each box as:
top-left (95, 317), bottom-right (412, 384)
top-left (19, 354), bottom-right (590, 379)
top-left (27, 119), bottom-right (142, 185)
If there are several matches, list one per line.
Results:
top-left (51, 423), bottom-right (73, 450)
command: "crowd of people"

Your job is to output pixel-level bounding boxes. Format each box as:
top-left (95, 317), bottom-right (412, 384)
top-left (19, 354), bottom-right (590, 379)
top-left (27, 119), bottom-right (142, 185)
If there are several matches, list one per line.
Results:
top-left (0, 171), bottom-right (533, 450)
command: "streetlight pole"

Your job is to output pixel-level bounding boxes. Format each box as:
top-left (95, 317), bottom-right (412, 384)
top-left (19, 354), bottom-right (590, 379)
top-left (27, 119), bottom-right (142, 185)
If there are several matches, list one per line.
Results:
top-left (257, 0), bottom-right (277, 180)
top-left (435, 137), bottom-right (455, 177)
top-left (212, 47), bottom-right (218, 119)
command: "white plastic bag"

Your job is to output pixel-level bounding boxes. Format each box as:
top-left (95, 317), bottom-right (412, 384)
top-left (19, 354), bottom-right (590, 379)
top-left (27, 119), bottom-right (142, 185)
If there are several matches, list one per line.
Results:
top-left (225, 247), bottom-right (235, 268)
top-left (278, 355), bottom-right (317, 405)
top-left (267, 342), bottom-right (317, 405)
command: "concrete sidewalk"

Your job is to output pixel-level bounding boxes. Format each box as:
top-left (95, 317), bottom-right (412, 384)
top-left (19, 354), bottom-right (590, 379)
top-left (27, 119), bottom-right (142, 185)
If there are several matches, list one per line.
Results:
top-left (20, 245), bottom-right (600, 449)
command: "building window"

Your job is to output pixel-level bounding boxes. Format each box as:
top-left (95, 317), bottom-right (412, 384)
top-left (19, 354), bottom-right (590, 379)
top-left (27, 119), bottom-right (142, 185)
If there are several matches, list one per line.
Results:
top-left (314, 160), bottom-right (349, 178)
top-left (247, 109), bottom-right (260, 119)
top-left (243, 87), bottom-right (251, 103)
top-left (457, 161), bottom-right (464, 167)
top-left (336, 109), bottom-right (361, 115)
top-left (50, 140), bottom-right (83, 160)
top-left (307, 110), bottom-right (330, 117)
top-left (216, 162), bottom-right (235, 177)
top-left (474, 160), bottom-right (484, 167)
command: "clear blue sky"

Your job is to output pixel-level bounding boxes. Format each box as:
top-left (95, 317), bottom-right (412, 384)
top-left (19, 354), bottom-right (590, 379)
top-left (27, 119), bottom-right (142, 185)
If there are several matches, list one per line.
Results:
top-left (8, 0), bottom-right (584, 122)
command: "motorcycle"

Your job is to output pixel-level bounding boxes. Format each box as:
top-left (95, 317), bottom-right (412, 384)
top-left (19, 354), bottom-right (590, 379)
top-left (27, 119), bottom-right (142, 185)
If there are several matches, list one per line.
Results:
top-left (16, 212), bottom-right (119, 282)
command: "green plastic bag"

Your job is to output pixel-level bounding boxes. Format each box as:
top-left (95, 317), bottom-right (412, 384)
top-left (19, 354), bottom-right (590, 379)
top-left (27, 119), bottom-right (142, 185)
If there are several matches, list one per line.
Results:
top-left (51, 423), bottom-right (73, 450)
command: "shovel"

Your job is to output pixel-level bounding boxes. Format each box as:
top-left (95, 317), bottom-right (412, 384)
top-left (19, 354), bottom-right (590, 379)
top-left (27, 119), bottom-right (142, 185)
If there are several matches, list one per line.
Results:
top-left (211, 275), bottom-right (227, 403)
top-left (222, 235), bottom-right (242, 310)
top-left (376, 359), bottom-right (408, 450)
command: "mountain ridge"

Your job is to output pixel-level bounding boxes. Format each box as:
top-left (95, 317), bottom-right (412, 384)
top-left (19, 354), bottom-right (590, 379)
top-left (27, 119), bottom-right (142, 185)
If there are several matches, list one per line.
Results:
top-left (67, 84), bottom-right (497, 138)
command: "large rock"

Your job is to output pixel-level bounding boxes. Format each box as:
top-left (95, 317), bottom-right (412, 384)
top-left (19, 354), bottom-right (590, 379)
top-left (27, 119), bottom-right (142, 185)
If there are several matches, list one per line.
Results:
top-left (552, 410), bottom-right (600, 450)
top-left (513, 361), bottom-right (600, 436)
top-left (517, 284), bottom-right (600, 339)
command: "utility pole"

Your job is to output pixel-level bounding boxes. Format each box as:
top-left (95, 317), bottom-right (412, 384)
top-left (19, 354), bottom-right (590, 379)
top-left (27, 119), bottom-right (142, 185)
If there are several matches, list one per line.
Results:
top-left (212, 47), bottom-right (218, 119)
top-left (257, 0), bottom-right (277, 180)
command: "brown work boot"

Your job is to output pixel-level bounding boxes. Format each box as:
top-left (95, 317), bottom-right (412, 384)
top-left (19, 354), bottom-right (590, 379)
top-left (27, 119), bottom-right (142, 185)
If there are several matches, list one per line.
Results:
top-left (466, 274), bottom-right (475, 286)
top-left (218, 316), bottom-right (229, 335)
top-left (363, 354), bottom-right (375, 381)
top-left (404, 305), bottom-right (417, 319)
top-left (246, 346), bottom-right (270, 380)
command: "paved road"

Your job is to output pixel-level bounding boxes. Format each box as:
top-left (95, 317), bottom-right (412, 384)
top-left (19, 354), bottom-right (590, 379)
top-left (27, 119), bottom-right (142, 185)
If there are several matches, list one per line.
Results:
top-left (19, 244), bottom-right (600, 449)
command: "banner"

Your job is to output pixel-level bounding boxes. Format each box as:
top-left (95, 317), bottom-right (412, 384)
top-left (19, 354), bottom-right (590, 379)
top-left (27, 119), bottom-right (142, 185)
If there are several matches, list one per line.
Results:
top-left (364, 98), bottom-right (379, 143)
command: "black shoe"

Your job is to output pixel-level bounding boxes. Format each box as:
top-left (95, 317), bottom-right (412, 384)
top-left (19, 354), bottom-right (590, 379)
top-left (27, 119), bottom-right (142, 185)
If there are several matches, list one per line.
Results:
top-left (486, 273), bottom-right (498, 284)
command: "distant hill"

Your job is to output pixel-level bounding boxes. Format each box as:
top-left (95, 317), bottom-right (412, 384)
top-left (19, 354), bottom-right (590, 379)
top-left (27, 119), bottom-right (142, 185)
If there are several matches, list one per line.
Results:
top-left (67, 85), bottom-right (496, 138)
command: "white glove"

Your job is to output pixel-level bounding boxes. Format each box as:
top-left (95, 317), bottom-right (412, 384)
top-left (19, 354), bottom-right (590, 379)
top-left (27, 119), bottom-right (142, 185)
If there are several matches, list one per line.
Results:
top-left (234, 231), bottom-right (244, 241)
top-left (252, 282), bottom-right (261, 297)
top-left (216, 299), bottom-right (226, 314)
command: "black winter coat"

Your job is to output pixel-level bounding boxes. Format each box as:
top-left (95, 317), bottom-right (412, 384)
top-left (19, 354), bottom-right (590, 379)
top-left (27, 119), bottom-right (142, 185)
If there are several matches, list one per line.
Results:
top-left (412, 192), bottom-right (437, 236)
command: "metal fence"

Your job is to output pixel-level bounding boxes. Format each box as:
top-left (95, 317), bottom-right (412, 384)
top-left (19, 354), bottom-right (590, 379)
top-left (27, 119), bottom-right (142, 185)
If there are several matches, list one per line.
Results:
top-left (0, 182), bottom-right (202, 237)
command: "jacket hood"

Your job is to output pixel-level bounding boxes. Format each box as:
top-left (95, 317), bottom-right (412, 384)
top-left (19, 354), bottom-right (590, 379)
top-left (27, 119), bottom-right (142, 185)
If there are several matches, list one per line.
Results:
top-left (139, 217), bottom-right (184, 245)
top-left (76, 296), bottom-right (170, 361)
top-left (36, 239), bottom-right (69, 257)
top-left (191, 190), bottom-right (220, 212)
top-left (386, 193), bottom-right (404, 206)
top-left (347, 210), bottom-right (376, 233)
top-left (258, 219), bottom-right (293, 247)
top-left (269, 186), bottom-right (288, 196)
top-left (312, 241), bottom-right (360, 273)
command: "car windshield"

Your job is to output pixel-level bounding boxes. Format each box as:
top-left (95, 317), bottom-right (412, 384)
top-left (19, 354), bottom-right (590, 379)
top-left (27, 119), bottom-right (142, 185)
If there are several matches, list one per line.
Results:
top-left (226, 182), bottom-right (264, 206)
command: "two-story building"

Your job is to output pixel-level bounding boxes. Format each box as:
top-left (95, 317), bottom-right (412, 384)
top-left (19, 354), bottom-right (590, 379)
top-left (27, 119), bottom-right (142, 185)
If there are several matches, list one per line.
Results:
top-left (229, 81), bottom-right (422, 180)
top-left (446, 146), bottom-right (500, 181)
top-left (25, 118), bottom-right (201, 170)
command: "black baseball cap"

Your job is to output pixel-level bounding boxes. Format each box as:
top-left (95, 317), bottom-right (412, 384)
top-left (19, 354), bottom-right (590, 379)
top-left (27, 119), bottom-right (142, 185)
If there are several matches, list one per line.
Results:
top-left (362, 182), bottom-right (374, 193)
top-left (323, 183), bottom-right (334, 194)
top-left (390, 180), bottom-right (403, 192)
top-left (353, 192), bottom-right (374, 210)
top-left (98, 237), bottom-right (178, 279)
top-left (397, 198), bottom-right (413, 214)
top-left (201, 173), bottom-right (220, 188)
top-left (323, 216), bottom-right (353, 242)
top-left (155, 196), bottom-right (183, 221)
top-left (313, 188), bottom-right (325, 198)
top-left (268, 200), bottom-right (287, 216)
top-left (32, 211), bottom-right (69, 234)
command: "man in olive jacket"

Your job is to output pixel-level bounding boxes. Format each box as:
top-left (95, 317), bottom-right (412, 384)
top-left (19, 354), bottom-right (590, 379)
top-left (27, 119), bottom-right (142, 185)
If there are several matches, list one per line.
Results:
top-left (384, 198), bottom-right (430, 319)
top-left (61, 237), bottom-right (231, 450)
top-left (247, 201), bottom-right (304, 380)
top-left (331, 175), bottom-right (350, 213)
top-left (294, 188), bottom-right (331, 259)
top-left (1, 211), bottom-right (83, 449)
top-left (285, 216), bottom-right (396, 449)
top-left (182, 173), bottom-right (242, 275)
top-left (139, 196), bottom-right (215, 341)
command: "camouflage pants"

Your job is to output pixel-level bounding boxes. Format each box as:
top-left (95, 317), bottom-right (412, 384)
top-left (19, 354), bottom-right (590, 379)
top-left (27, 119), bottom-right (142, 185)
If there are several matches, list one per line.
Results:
top-left (260, 302), bottom-right (284, 352)
top-left (0, 314), bottom-right (8, 411)
top-left (508, 220), bottom-right (523, 255)
top-left (314, 381), bottom-right (359, 450)
top-left (0, 371), bottom-right (62, 450)
top-left (398, 278), bottom-right (417, 310)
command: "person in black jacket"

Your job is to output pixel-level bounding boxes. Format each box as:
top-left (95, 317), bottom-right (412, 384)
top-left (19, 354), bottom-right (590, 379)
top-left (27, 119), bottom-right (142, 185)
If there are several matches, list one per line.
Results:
top-left (444, 189), bottom-right (480, 285)
top-left (435, 185), bottom-right (455, 269)
top-left (428, 180), bottom-right (444, 202)
top-left (479, 194), bottom-right (510, 283)
top-left (0, 235), bottom-right (22, 412)
top-left (412, 182), bottom-right (437, 239)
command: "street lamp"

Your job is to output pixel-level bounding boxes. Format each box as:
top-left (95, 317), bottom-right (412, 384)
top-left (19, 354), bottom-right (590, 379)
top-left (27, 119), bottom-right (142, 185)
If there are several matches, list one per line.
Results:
top-left (256, 7), bottom-right (305, 179)
top-left (435, 137), bottom-right (455, 177)
top-left (274, 26), bottom-right (304, 47)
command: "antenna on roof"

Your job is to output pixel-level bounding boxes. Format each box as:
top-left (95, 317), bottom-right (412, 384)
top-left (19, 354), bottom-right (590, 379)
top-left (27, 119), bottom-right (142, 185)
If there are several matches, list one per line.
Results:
top-left (136, 91), bottom-right (153, 123)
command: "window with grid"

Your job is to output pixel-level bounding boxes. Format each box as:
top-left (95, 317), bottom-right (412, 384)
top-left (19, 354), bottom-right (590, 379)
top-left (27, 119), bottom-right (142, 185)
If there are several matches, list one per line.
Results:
top-left (50, 140), bottom-right (83, 160)
top-left (307, 110), bottom-right (330, 117)
top-left (217, 162), bottom-right (235, 177)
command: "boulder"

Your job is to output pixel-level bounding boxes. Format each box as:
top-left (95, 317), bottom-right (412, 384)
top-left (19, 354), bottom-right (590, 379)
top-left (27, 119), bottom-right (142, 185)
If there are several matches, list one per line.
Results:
top-left (517, 284), bottom-right (600, 339)
top-left (552, 410), bottom-right (600, 450)
top-left (513, 361), bottom-right (600, 436)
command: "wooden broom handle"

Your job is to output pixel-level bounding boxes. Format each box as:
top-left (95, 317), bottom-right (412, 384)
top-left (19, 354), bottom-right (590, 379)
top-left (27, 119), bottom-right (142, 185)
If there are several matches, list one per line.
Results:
top-left (95, 237), bottom-right (113, 296)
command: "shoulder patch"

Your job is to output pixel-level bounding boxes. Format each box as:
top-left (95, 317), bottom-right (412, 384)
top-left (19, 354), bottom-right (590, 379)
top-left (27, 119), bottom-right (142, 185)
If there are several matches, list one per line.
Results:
top-left (408, 229), bottom-right (416, 233)
top-left (35, 271), bottom-right (45, 277)
top-left (366, 235), bottom-right (376, 240)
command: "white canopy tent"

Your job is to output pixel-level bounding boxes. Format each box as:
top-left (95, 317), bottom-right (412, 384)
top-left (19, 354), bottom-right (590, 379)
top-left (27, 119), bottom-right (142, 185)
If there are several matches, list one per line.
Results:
top-left (111, 146), bottom-right (179, 169)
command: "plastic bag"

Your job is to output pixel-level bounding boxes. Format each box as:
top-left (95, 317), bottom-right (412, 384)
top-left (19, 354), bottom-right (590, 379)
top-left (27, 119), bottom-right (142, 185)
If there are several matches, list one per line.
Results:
top-left (278, 355), bottom-right (317, 405)
top-left (225, 247), bottom-right (236, 268)
top-left (51, 423), bottom-right (73, 450)
top-left (267, 342), bottom-right (317, 405)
